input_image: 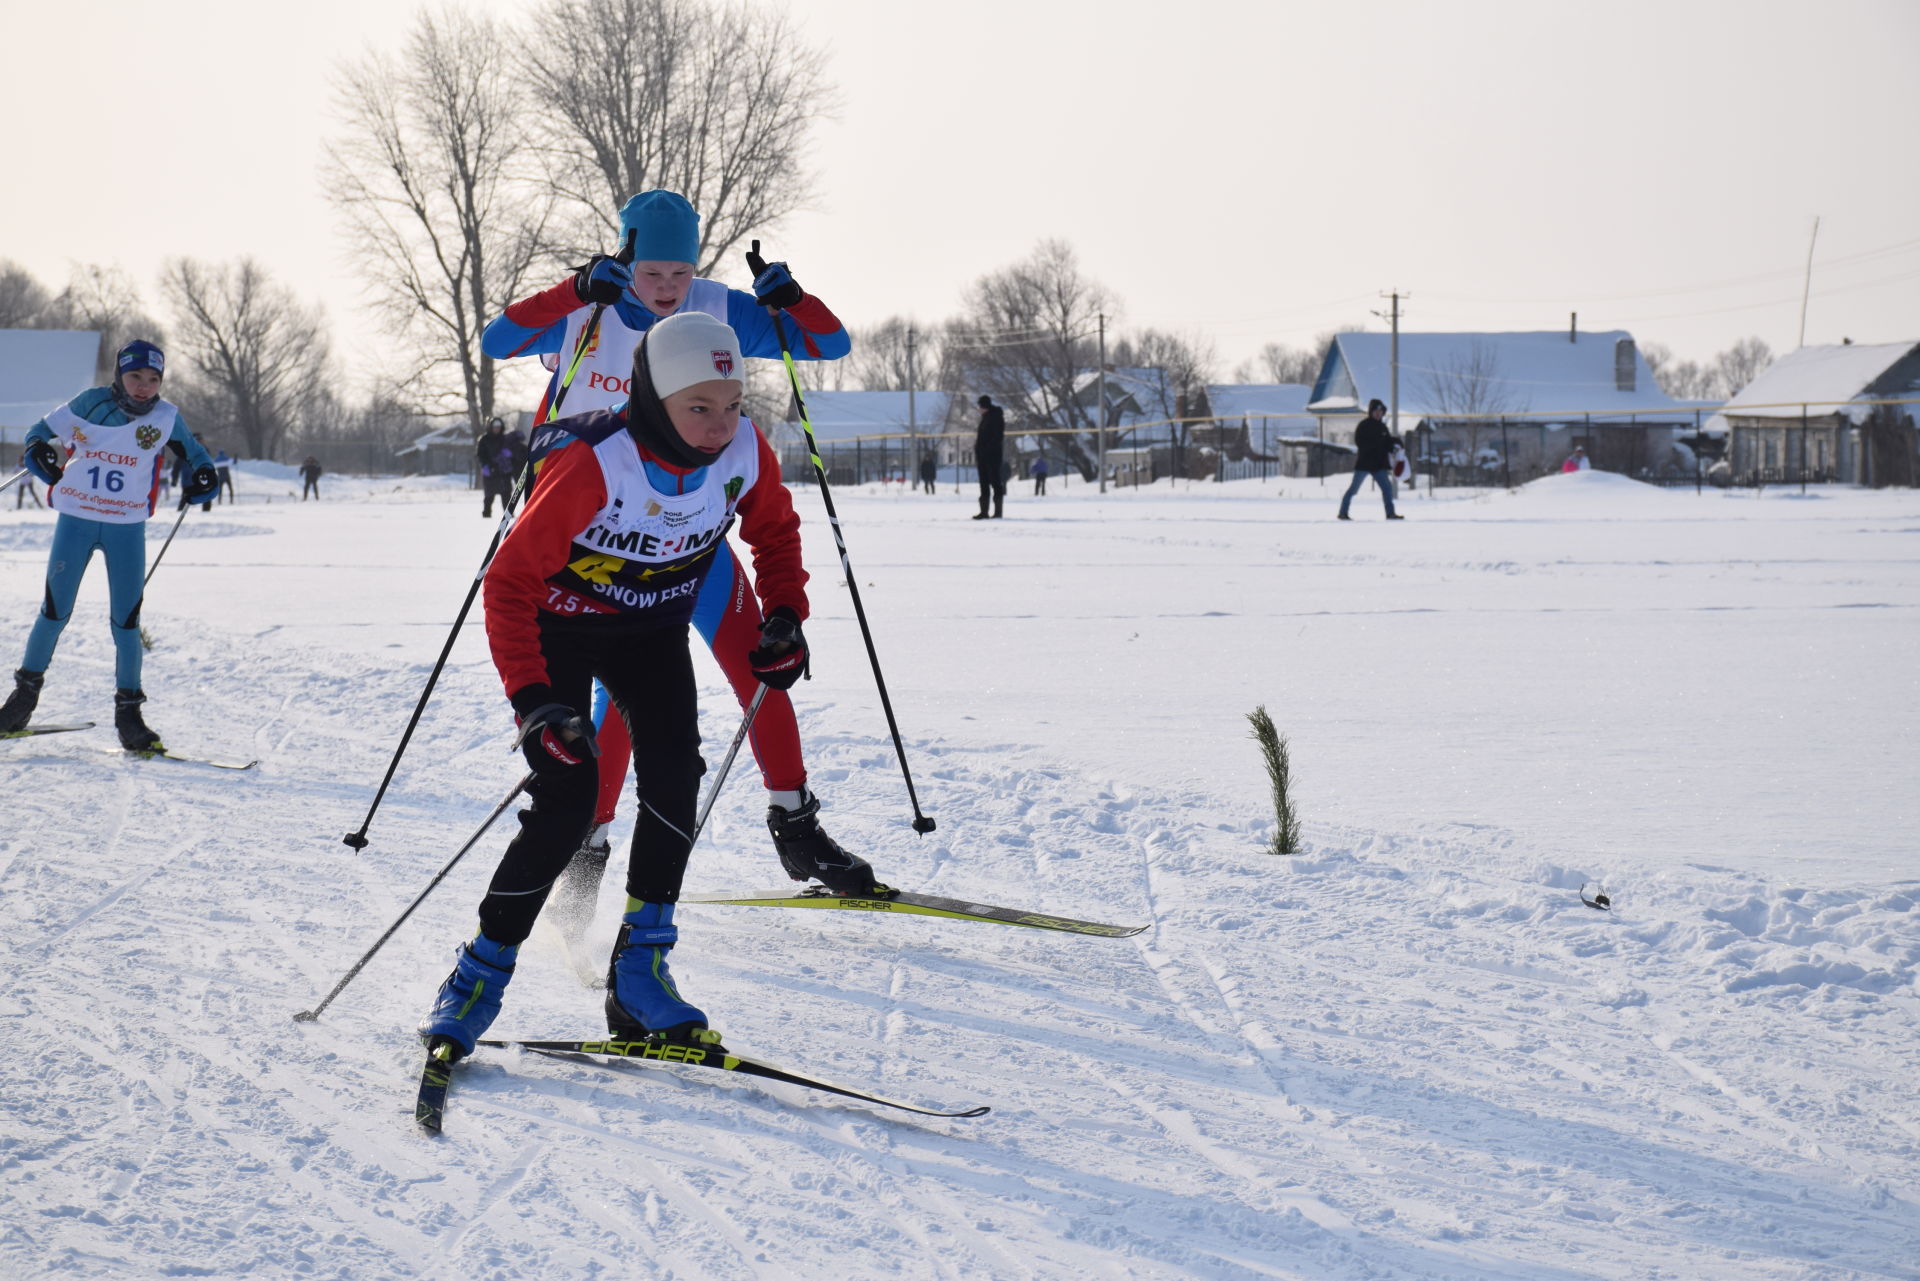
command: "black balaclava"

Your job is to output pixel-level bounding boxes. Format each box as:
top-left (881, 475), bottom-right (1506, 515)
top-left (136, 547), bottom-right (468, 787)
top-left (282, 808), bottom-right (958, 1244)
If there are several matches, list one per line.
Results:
top-left (626, 330), bottom-right (721, 470)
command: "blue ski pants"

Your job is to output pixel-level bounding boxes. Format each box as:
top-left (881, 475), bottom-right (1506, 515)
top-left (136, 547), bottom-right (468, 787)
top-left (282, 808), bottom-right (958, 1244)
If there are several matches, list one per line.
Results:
top-left (21, 513), bottom-right (147, 689)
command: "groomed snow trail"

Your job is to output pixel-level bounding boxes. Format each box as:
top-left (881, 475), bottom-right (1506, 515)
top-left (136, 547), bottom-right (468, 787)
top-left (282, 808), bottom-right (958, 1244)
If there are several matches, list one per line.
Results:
top-left (1, 470), bottom-right (1915, 1280)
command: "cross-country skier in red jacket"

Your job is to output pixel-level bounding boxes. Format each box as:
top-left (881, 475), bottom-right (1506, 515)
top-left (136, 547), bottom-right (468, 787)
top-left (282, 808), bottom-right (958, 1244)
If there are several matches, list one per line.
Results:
top-left (421, 312), bottom-right (857, 1055)
top-left (482, 188), bottom-right (871, 934)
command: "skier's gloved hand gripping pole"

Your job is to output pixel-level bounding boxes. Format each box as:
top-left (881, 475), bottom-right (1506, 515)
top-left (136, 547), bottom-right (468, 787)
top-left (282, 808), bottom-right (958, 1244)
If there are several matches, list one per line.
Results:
top-left (340, 229), bottom-right (637, 852)
top-left (751, 240), bottom-right (935, 834)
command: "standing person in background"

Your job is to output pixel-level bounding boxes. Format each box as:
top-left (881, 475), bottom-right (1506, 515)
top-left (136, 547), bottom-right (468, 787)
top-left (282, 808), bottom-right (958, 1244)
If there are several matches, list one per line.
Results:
top-left (918, 452), bottom-right (937, 495)
top-left (1562, 445), bottom-right (1591, 473)
top-left (0, 340), bottom-right (219, 747)
top-left (300, 456), bottom-right (324, 500)
top-left (213, 449), bottom-right (234, 505)
top-left (477, 418), bottom-right (515, 518)
top-left (481, 188), bottom-right (873, 924)
top-left (973, 394), bottom-right (1005, 520)
top-left (1030, 451), bottom-right (1049, 496)
top-left (1337, 399), bottom-right (1403, 521)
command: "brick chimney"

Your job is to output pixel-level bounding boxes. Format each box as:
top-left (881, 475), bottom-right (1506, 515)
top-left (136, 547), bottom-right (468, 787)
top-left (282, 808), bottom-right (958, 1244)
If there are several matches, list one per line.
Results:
top-left (1614, 338), bottom-right (1636, 392)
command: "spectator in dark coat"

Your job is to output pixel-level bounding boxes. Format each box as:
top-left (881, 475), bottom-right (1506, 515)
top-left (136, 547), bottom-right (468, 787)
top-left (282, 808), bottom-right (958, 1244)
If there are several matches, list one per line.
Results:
top-left (478, 418), bottom-right (515, 518)
top-left (299, 456), bottom-right (324, 500)
top-left (1338, 399), bottom-right (1403, 521)
top-left (973, 394), bottom-right (1006, 520)
top-left (918, 453), bottom-right (937, 495)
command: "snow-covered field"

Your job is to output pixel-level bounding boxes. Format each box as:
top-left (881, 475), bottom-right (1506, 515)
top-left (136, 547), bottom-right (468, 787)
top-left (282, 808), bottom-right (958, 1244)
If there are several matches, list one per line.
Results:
top-left (2, 463), bottom-right (1915, 1280)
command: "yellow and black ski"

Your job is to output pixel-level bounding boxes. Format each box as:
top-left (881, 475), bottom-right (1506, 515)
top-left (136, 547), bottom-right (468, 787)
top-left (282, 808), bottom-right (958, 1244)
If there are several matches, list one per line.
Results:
top-left (415, 1041), bottom-right (458, 1132)
top-left (477, 1037), bottom-right (990, 1119)
top-left (681, 887), bottom-right (1146, 938)
top-left (1, 722), bottom-right (94, 740)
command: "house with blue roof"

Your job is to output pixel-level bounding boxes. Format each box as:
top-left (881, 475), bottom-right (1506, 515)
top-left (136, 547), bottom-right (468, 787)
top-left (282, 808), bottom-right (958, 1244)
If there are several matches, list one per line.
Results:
top-left (1307, 329), bottom-right (1709, 482)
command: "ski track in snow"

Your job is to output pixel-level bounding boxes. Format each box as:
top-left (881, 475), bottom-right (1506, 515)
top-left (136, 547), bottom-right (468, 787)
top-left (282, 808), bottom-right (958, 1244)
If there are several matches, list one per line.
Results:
top-left (1, 473), bottom-right (1917, 1280)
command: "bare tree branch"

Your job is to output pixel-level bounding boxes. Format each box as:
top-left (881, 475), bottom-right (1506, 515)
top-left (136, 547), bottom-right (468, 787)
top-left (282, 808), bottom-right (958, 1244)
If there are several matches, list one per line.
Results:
top-left (519, 0), bottom-right (835, 274)
top-left (159, 257), bottom-right (331, 458)
top-left (325, 7), bottom-right (556, 432)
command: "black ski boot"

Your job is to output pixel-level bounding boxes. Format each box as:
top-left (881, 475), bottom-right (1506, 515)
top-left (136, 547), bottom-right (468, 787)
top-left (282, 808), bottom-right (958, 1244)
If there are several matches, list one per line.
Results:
top-left (0, 669), bottom-right (45, 734)
top-left (114, 688), bottom-right (163, 753)
top-left (767, 791), bottom-right (888, 897)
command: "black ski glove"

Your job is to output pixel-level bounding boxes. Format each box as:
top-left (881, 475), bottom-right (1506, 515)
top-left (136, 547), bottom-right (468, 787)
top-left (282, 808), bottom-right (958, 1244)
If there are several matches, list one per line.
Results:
top-left (24, 439), bottom-right (63, 485)
top-left (511, 694), bottom-right (600, 777)
top-left (748, 606), bottom-right (810, 690)
top-left (182, 464), bottom-right (220, 507)
top-left (745, 240), bottom-right (804, 311)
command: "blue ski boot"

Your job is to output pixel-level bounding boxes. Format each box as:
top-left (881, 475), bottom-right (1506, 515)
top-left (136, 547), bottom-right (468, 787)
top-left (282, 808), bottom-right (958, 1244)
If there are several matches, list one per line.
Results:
top-left (418, 933), bottom-right (518, 1059)
top-left (605, 901), bottom-right (714, 1046)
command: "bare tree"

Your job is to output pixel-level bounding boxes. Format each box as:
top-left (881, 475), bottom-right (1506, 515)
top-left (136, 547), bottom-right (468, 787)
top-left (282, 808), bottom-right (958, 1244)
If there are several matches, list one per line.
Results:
top-left (837, 317), bottom-right (941, 393)
top-left (1109, 329), bottom-right (1218, 421)
top-left (1420, 340), bottom-right (1522, 479)
top-left (1232, 326), bottom-right (1361, 387)
top-left (0, 260), bottom-right (55, 328)
top-left (945, 240), bottom-right (1117, 477)
top-left (160, 257), bottom-right (332, 459)
top-left (519, 0), bottom-right (835, 274)
top-left (1713, 336), bottom-right (1773, 398)
top-left (38, 264), bottom-right (169, 385)
top-left (326, 7), bottom-right (556, 432)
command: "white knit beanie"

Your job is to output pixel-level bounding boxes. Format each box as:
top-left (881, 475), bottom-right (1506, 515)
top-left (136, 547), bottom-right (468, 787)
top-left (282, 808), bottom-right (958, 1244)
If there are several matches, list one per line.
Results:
top-left (646, 312), bottom-right (744, 400)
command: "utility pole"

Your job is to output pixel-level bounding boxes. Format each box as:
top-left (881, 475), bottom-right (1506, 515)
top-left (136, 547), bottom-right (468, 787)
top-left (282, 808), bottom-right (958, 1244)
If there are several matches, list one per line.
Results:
top-left (1096, 312), bottom-right (1108, 495)
top-left (1375, 289), bottom-right (1406, 466)
top-left (906, 326), bottom-right (918, 483)
top-left (1798, 216), bottom-right (1821, 348)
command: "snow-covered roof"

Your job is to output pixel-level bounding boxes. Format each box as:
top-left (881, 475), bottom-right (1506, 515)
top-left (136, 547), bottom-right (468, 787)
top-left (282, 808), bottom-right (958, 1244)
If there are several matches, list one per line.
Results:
top-left (1721, 342), bottom-right (1920, 419)
top-left (1207, 384), bottom-right (1313, 420)
top-left (0, 329), bottom-right (100, 429)
top-left (1308, 330), bottom-right (1686, 418)
top-left (394, 424), bottom-right (470, 455)
top-left (786, 390), bottom-right (954, 442)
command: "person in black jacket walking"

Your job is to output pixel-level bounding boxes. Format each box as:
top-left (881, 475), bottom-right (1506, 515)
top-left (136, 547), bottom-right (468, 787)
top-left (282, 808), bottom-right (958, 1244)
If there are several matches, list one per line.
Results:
top-left (1338, 399), bottom-right (1403, 520)
top-left (973, 394), bottom-right (1006, 519)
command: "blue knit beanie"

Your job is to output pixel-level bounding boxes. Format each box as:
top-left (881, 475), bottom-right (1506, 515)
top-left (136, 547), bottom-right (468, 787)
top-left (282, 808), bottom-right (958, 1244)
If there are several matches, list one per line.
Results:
top-left (117, 340), bottom-right (165, 376)
top-left (618, 190), bottom-right (700, 264)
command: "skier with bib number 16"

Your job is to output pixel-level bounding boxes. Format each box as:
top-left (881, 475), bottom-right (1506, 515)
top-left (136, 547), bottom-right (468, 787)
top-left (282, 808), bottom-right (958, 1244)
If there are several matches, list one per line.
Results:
top-left (0, 341), bottom-right (219, 750)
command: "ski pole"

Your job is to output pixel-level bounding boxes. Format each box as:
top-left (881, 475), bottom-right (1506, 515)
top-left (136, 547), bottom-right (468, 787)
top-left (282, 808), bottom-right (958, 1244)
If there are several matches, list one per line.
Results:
top-left (141, 504), bottom-right (192, 592)
top-left (342, 231), bottom-right (637, 852)
top-left (754, 242), bottom-right (935, 834)
top-left (0, 466), bottom-right (29, 496)
top-left (296, 774), bottom-right (530, 1023)
top-left (689, 684), bottom-right (768, 851)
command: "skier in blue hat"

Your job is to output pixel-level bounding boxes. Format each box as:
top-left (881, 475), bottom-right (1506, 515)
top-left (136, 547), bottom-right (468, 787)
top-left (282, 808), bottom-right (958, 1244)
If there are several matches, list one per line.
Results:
top-left (480, 189), bottom-right (881, 923)
top-left (0, 340), bottom-right (220, 750)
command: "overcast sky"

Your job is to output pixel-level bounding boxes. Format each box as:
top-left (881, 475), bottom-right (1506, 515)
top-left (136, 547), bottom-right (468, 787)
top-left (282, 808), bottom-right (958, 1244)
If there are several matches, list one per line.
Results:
top-left (2, 0), bottom-right (1915, 399)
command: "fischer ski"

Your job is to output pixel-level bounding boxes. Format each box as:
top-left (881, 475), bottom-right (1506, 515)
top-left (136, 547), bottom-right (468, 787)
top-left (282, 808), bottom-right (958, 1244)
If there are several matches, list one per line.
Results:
top-left (477, 1037), bottom-right (991, 1119)
top-left (2, 723), bottom-right (95, 740)
top-left (127, 747), bottom-right (259, 771)
top-left (415, 1041), bottom-right (457, 1132)
top-left (681, 887), bottom-right (1146, 938)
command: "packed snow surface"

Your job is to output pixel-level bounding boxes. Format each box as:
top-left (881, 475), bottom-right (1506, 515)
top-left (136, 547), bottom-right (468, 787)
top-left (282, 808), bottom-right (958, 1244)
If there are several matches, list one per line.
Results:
top-left (2, 464), bottom-right (1916, 1280)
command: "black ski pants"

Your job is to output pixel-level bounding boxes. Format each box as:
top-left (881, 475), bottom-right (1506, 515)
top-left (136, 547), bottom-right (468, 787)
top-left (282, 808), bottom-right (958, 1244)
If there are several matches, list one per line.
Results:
top-left (477, 620), bottom-right (704, 945)
top-left (976, 449), bottom-right (1004, 517)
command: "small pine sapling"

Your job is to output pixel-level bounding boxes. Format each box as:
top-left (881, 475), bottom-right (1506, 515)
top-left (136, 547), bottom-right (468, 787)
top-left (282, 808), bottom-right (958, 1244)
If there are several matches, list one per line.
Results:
top-left (1247, 705), bottom-right (1301, 855)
